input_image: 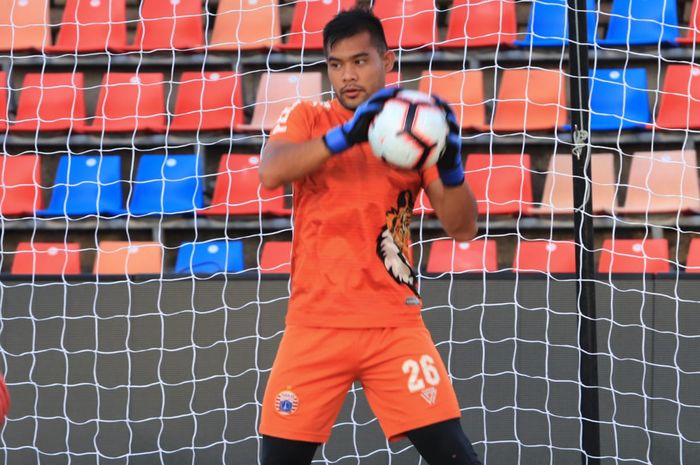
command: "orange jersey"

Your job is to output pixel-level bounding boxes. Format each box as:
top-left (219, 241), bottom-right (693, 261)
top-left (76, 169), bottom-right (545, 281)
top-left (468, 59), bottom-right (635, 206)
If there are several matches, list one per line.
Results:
top-left (269, 99), bottom-right (439, 328)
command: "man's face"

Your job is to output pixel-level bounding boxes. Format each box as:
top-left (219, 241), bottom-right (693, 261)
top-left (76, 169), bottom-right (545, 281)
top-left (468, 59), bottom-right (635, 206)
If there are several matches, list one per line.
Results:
top-left (326, 31), bottom-right (395, 110)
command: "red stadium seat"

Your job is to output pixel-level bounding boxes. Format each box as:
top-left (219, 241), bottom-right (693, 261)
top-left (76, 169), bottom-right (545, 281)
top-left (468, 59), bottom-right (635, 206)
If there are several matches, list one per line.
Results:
top-left (94, 241), bottom-right (163, 275)
top-left (260, 241), bottom-right (292, 274)
top-left (11, 242), bottom-right (82, 275)
top-left (513, 240), bottom-right (576, 273)
top-left (127, 0), bottom-right (203, 51)
top-left (598, 239), bottom-right (670, 274)
top-left (466, 154), bottom-right (533, 215)
top-left (11, 73), bottom-right (88, 132)
top-left (443, 0), bottom-right (517, 48)
top-left (654, 65), bottom-right (700, 130)
top-left (427, 239), bottom-right (498, 273)
top-left (0, 0), bottom-right (50, 51)
top-left (491, 69), bottom-right (568, 132)
top-left (86, 73), bottom-right (166, 133)
top-left (48, 0), bottom-right (127, 52)
top-left (170, 71), bottom-right (245, 131)
top-left (385, 71), bottom-right (402, 87)
top-left (678, 0), bottom-right (700, 43)
top-left (278, 0), bottom-right (356, 50)
top-left (373, 0), bottom-right (437, 49)
top-left (200, 154), bottom-right (289, 216)
top-left (210, 0), bottom-right (281, 50)
top-left (0, 154), bottom-right (42, 216)
top-left (418, 70), bottom-right (485, 130)
top-left (0, 72), bottom-right (7, 131)
top-left (684, 238), bottom-right (700, 272)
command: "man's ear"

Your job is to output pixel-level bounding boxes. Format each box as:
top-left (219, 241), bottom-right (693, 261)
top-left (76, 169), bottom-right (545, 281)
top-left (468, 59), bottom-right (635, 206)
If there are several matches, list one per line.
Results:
top-left (383, 49), bottom-right (396, 73)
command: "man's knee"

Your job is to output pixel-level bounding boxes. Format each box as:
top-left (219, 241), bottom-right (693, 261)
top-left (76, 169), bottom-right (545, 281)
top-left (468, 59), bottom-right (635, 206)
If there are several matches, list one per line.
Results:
top-left (261, 435), bottom-right (319, 465)
top-left (405, 419), bottom-right (483, 465)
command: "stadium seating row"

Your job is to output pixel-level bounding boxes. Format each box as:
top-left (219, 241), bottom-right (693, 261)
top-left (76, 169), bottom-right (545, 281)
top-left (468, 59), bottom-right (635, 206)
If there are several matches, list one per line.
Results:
top-left (1, 150), bottom-right (698, 217)
top-left (1, 0), bottom-right (698, 53)
top-left (6, 237), bottom-right (696, 275)
top-left (2, 65), bottom-right (699, 133)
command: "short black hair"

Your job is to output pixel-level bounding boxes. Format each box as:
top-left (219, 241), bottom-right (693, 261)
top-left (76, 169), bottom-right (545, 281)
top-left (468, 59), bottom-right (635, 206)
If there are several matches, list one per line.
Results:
top-left (323, 7), bottom-right (388, 56)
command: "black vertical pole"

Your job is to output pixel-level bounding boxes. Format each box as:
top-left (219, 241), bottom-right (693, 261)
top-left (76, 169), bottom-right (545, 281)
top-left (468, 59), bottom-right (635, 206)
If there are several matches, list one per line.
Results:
top-left (566, 1), bottom-right (600, 464)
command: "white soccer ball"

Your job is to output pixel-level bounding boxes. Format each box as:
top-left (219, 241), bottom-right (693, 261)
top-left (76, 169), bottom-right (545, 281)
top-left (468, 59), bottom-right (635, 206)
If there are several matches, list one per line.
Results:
top-left (368, 89), bottom-right (449, 170)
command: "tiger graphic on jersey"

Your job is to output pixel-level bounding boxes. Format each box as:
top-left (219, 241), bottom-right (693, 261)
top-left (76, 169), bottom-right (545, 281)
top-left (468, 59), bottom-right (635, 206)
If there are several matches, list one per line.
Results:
top-left (377, 190), bottom-right (418, 296)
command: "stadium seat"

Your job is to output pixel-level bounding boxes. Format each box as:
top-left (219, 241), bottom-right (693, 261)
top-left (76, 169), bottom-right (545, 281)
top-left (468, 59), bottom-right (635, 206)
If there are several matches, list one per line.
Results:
top-left (598, 0), bottom-right (679, 46)
top-left (491, 69), bottom-right (568, 132)
top-left (39, 155), bottom-right (125, 217)
top-left (598, 239), bottom-right (670, 274)
top-left (0, 154), bottom-right (42, 216)
top-left (465, 154), bottom-right (533, 215)
top-left (514, 0), bottom-right (596, 47)
top-left (0, 0), bottom-right (50, 51)
top-left (386, 71), bottom-right (402, 87)
top-left (684, 238), bottom-right (700, 272)
top-left (532, 153), bottom-right (617, 214)
top-left (127, 0), bottom-right (203, 51)
top-left (513, 240), bottom-right (576, 273)
top-left (617, 150), bottom-right (700, 214)
top-left (654, 65), bottom-right (700, 130)
top-left (11, 242), bottom-right (81, 275)
top-left (417, 70), bottom-right (485, 130)
top-left (442, 0), bottom-right (517, 48)
top-left (238, 72), bottom-right (322, 132)
top-left (11, 73), bottom-right (88, 132)
top-left (426, 239), bottom-right (498, 273)
top-left (260, 241), bottom-right (292, 274)
top-left (174, 240), bottom-right (244, 274)
top-left (170, 71), bottom-right (245, 131)
top-left (372, 0), bottom-right (438, 49)
top-left (210, 0), bottom-right (281, 50)
top-left (678, 0), bottom-right (700, 43)
top-left (129, 154), bottom-right (203, 215)
top-left (48, 0), bottom-right (127, 52)
top-left (278, 0), bottom-right (356, 51)
top-left (93, 241), bottom-right (163, 275)
top-left (589, 68), bottom-right (650, 131)
top-left (86, 73), bottom-right (166, 133)
top-left (0, 72), bottom-right (7, 131)
top-left (200, 154), bottom-right (288, 216)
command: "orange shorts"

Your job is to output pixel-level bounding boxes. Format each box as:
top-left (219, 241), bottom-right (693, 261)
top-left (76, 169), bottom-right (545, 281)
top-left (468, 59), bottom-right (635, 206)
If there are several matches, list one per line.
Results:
top-left (259, 325), bottom-right (461, 443)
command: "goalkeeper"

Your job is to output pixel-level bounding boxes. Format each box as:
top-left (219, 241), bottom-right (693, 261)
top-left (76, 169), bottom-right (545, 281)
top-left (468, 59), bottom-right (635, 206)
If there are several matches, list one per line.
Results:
top-left (258, 7), bottom-right (480, 465)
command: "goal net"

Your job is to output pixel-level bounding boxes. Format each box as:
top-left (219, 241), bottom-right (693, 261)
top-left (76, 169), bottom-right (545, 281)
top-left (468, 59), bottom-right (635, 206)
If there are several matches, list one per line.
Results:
top-left (0, 0), bottom-right (699, 464)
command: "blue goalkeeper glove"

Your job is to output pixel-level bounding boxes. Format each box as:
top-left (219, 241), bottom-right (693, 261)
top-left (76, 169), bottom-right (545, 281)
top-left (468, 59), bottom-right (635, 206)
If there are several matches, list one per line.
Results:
top-left (323, 87), bottom-right (401, 155)
top-left (433, 95), bottom-right (465, 187)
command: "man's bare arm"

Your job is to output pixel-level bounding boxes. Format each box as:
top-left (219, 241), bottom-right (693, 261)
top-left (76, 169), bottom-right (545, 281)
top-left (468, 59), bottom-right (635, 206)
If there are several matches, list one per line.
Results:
top-left (426, 181), bottom-right (478, 242)
top-left (259, 138), bottom-right (331, 190)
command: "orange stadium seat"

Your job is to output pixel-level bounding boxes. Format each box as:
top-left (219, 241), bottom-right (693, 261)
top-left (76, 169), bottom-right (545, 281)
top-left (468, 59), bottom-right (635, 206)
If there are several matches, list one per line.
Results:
top-left (127, 0), bottom-right (203, 51)
top-left (532, 153), bottom-right (617, 215)
top-left (279, 0), bottom-right (356, 51)
top-left (0, 0), bottom-right (50, 51)
top-left (93, 241), bottom-right (163, 275)
top-left (210, 0), bottom-right (281, 50)
top-left (0, 154), bottom-right (42, 216)
top-left (418, 70), bottom-right (485, 130)
top-left (170, 71), bottom-right (245, 131)
top-left (684, 237), bottom-right (700, 272)
top-left (443, 0), bottom-right (517, 48)
top-left (0, 72), bottom-right (7, 131)
top-left (655, 65), bottom-right (700, 130)
top-left (238, 72), bottom-right (322, 132)
top-left (48, 0), bottom-right (127, 53)
top-left (678, 0), bottom-right (700, 43)
top-left (617, 150), bottom-right (700, 214)
top-left (386, 71), bottom-right (402, 87)
top-left (513, 240), bottom-right (576, 273)
top-left (491, 69), bottom-right (568, 132)
top-left (86, 73), bottom-right (166, 133)
top-left (200, 154), bottom-right (289, 216)
top-left (426, 239), bottom-right (498, 273)
top-left (466, 154), bottom-right (533, 215)
top-left (598, 238), bottom-right (670, 274)
top-left (11, 73), bottom-right (88, 132)
top-left (260, 241), bottom-right (292, 274)
top-left (11, 242), bottom-right (82, 275)
top-left (373, 0), bottom-right (437, 49)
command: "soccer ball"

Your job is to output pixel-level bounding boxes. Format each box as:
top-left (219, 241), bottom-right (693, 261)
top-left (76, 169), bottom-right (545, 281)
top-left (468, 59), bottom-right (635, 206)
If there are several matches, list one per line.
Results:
top-left (368, 89), bottom-right (449, 170)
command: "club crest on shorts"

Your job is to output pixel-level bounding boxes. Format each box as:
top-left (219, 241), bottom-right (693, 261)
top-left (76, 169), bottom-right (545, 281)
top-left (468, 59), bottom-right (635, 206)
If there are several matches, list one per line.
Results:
top-left (274, 390), bottom-right (299, 416)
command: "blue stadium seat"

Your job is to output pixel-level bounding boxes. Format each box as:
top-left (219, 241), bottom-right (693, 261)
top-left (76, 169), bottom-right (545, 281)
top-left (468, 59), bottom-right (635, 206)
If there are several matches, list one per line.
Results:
top-left (39, 155), bottom-right (125, 217)
top-left (129, 154), bottom-right (203, 215)
top-left (589, 68), bottom-right (651, 130)
top-left (597, 0), bottom-right (679, 46)
top-left (514, 0), bottom-right (597, 47)
top-left (174, 240), bottom-right (244, 274)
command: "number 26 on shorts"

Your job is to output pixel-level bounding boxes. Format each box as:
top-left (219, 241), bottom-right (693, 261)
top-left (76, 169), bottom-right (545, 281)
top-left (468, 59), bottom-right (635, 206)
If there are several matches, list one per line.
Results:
top-left (402, 355), bottom-right (441, 393)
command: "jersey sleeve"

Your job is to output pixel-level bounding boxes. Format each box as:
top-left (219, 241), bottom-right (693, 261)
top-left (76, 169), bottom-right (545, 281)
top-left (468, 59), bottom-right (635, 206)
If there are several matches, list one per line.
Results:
top-left (421, 164), bottom-right (440, 189)
top-left (269, 101), bottom-right (314, 143)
